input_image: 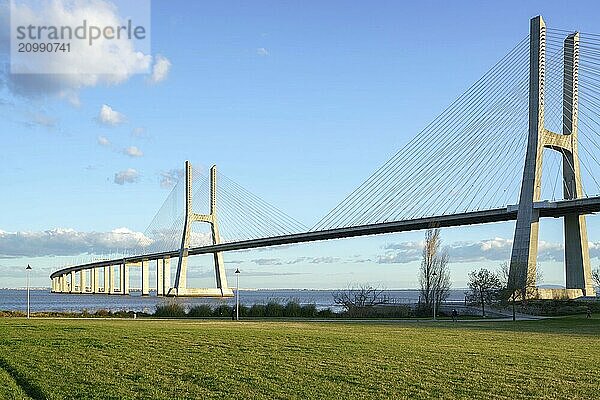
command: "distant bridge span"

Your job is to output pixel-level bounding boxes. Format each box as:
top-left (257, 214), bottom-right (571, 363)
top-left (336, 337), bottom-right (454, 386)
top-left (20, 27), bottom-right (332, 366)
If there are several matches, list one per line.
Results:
top-left (50, 196), bottom-right (600, 278)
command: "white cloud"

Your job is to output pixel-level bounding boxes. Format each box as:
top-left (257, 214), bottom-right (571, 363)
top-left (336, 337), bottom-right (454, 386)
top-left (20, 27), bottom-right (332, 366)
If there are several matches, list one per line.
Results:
top-left (252, 258), bottom-right (283, 266)
top-left (97, 135), bottom-right (111, 146)
top-left (377, 241), bottom-right (423, 264)
top-left (97, 104), bottom-right (126, 126)
top-left (123, 146), bottom-right (143, 157)
top-left (160, 169), bottom-right (184, 188)
top-left (3, 1), bottom-right (152, 102)
top-left (256, 47), bottom-right (269, 56)
top-left (0, 227), bottom-right (151, 258)
top-left (251, 256), bottom-right (342, 266)
top-left (149, 55), bottom-right (171, 84)
top-left (376, 237), bottom-right (589, 264)
top-left (114, 168), bottom-right (139, 185)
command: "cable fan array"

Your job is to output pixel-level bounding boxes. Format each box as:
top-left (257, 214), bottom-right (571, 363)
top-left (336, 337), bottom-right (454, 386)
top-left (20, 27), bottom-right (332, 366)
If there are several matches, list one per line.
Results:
top-left (312, 29), bottom-right (600, 231)
top-left (138, 165), bottom-right (307, 254)
top-left (312, 36), bottom-right (532, 231)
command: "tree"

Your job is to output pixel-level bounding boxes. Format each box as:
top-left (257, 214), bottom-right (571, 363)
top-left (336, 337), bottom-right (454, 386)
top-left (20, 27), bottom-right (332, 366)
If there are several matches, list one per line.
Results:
top-left (419, 228), bottom-right (451, 317)
top-left (333, 284), bottom-right (388, 317)
top-left (593, 267), bottom-right (600, 288)
top-left (468, 268), bottom-right (502, 318)
top-left (498, 262), bottom-right (541, 321)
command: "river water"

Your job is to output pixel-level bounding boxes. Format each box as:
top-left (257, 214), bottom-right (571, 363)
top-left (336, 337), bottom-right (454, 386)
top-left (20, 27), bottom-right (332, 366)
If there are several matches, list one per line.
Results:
top-left (0, 288), bottom-right (468, 313)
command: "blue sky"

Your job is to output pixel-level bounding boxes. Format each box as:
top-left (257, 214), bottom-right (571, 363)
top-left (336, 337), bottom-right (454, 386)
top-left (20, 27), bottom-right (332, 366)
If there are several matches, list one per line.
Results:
top-left (2, 0), bottom-right (600, 289)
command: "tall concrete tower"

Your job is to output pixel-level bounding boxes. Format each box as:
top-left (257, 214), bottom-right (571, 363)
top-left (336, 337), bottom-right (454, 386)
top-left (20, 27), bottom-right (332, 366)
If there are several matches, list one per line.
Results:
top-left (509, 16), bottom-right (595, 298)
top-left (169, 161), bottom-right (233, 297)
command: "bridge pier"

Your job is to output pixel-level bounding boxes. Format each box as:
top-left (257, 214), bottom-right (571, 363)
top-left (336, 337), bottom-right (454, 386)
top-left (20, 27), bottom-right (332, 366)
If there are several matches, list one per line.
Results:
top-left (141, 261), bottom-right (150, 296)
top-left (161, 258), bottom-right (171, 295)
top-left (510, 16), bottom-right (595, 298)
top-left (120, 263), bottom-right (130, 295)
top-left (109, 265), bottom-right (116, 294)
top-left (156, 258), bottom-right (171, 296)
top-left (156, 259), bottom-right (163, 296)
top-left (103, 266), bottom-right (109, 294)
top-left (80, 270), bottom-right (87, 293)
top-left (91, 268), bottom-right (100, 293)
top-left (69, 271), bottom-right (76, 293)
top-left (171, 162), bottom-right (232, 297)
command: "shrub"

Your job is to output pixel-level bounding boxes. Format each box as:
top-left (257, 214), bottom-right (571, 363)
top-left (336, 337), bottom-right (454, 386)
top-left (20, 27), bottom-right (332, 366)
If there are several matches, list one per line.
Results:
top-left (155, 301), bottom-right (186, 318)
top-left (248, 304), bottom-right (266, 317)
top-left (94, 309), bottom-right (112, 317)
top-left (238, 305), bottom-right (249, 317)
top-left (213, 304), bottom-right (233, 318)
top-left (317, 308), bottom-right (335, 318)
top-left (265, 301), bottom-right (285, 317)
top-left (188, 305), bottom-right (213, 318)
top-left (284, 301), bottom-right (302, 317)
top-left (300, 304), bottom-right (318, 318)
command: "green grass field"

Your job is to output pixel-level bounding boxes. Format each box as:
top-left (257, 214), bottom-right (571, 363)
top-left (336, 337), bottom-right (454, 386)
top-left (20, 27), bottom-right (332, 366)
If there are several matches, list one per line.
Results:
top-left (0, 317), bottom-right (598, 399)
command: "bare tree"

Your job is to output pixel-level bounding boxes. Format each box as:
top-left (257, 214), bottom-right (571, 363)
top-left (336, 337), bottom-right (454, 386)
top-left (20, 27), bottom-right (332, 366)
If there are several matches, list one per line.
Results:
top-left (468, 268), bottom-right (502, 317)
top-left (593, 267), bottom-right (600, 288)
top-left (498, 262), bottom-right (541, 321)
top-left (419, 228), bottom-right (451, 317)
top-left (333, 284), bottom-right (388, 317)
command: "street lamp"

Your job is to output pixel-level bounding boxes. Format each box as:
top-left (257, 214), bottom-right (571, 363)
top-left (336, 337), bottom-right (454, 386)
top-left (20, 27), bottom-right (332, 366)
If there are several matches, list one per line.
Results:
top-left (234, 268), bottom-right (240, 321)
top-left (432, 271), bottom-right (437, 321)
top-left (26, 264), bottom-right (32, 319)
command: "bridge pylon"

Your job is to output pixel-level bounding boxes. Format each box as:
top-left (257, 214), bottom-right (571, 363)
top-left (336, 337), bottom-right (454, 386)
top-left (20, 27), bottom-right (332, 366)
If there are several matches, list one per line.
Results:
top-left (167, 161), bottom-right (233, 297)
top-left (509, 16), bottom-right (596, 298)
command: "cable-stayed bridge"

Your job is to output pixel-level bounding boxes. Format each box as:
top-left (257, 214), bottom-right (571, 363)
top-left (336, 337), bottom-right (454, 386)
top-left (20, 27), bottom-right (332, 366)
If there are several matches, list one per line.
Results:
top-left (51, 16), bottom-right (600, 298)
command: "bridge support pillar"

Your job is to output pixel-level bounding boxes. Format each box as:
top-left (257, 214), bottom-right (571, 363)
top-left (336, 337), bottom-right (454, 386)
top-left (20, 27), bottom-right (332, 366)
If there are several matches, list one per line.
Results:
top-left (163, 258), bottom-right (171, 295)
top-left (103, 266), bottom-right (110, 294)
top-left (109, 266), bottom-right (116, 294)
top-left (70, 271), bottom-right (76, 293)
top-left (80, 270), bottom-right (87, 294)
top-left (510, 16), bottom-right (595, 298)
top-left (156, 259), bottom-right (170, 296)
top-left (141, 261), bottom-right (150, 296)
top-left (561, 33), bottom-right (595, 296)
top-left (156, 259), bottom-right (163, 296)
top-left (91, 268), bottom-right (100, 293)
top-left (120, 263), bottom-right (130, 295)
top-left (60, 274), bottom-right (67, 292)
top-left (171, 162), bottom-right (232, 297)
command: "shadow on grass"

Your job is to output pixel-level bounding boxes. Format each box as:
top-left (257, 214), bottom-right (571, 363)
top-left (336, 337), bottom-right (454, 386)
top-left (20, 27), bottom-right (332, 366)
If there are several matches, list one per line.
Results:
top-left (0, 356), bottom-right (46, 400)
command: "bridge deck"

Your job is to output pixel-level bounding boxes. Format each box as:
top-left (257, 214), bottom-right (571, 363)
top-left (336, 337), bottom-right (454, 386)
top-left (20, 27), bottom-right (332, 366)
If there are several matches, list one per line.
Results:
top-left (49, 196), bottom-right (600, 279)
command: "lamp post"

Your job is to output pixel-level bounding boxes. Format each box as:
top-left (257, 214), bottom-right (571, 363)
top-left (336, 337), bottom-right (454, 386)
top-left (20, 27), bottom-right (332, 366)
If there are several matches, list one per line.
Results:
top-left (26, 264), bottom-right (32, 319)
top-left (234, 268), bottom-right (240, 321)
top-left (432, 271), bottom-right (437, 321)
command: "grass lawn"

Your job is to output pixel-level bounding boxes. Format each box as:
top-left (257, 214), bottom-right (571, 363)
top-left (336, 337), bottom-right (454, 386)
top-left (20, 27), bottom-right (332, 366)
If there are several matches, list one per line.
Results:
top-left (0, 316), bottom-right (598, 399)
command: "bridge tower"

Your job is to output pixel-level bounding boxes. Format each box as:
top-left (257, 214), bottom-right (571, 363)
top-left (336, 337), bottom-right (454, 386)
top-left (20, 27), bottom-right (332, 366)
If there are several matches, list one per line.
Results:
top-left (510, 16), bottom-right (596, 298)
top-left (168, 161), bottom-right (233, 297)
